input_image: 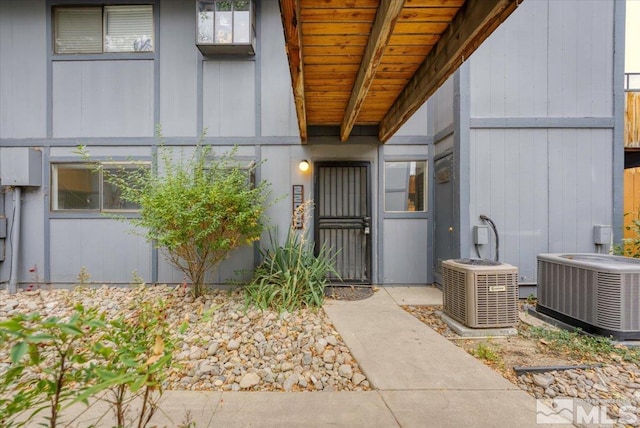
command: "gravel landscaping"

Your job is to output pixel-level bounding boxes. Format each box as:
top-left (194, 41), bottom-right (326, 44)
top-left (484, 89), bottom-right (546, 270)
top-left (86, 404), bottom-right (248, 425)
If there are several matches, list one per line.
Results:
top-left (404, 305), bottom-right (640, 425)
top-left (0, 285), bottom-right (370, 393)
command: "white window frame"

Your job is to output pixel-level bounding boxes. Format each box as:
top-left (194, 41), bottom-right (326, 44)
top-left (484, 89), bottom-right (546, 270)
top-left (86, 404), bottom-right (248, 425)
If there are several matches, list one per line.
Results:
top-left (53, 5), bottom-right (155, 54)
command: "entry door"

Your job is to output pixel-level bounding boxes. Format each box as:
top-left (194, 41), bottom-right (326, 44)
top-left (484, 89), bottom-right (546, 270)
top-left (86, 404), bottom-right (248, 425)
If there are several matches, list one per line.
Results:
top-left (434, 154), bottom-right (455, 285)
top-left (314, 162), bottom-right (371, 284)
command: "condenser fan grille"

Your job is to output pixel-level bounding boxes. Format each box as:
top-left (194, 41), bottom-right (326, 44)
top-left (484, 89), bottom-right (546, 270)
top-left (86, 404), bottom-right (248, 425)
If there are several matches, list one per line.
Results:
top-left (443, 266), bottom-right (467, 324)
top-left (442, 259), bottom-right (519, 328)
top-left (476, 273), bottom-right (519, 326)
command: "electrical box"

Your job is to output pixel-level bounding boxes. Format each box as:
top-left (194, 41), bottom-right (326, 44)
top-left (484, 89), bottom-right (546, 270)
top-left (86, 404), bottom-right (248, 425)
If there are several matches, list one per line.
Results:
top-left (473, 225), bottom-right (489, 245)
top-left (0, 217), bottom-right (6, 239)
top-left (0, 147), bottom-right (42, 186)
top-left (593, 225), bottom-right (612, 245)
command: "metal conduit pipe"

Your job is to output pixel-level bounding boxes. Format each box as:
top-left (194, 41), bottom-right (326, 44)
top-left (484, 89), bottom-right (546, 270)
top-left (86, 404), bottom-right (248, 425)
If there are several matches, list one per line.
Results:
top-left (9, 187), bottom-right (21, 294)
top-left (479, 214), bottom-right (499, 262)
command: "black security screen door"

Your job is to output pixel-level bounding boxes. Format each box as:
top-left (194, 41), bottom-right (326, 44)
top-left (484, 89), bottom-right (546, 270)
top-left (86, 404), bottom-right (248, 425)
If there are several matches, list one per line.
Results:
top-left (314, 162), bottom-right (371, 284)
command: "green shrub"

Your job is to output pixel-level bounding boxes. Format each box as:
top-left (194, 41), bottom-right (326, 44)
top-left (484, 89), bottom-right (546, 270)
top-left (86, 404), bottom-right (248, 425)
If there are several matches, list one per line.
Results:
top-left (245, 221), bottom-right (339, 312)
top-left (0, 290), bottom-right (177, 428)
top-left (0, 305), bottom-right (106, 427)
top-left (79, 137), bottom-right (270, 298)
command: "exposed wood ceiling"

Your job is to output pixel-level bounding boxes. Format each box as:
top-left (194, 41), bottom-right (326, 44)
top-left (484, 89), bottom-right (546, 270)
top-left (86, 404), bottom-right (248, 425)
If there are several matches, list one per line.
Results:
top-left (279, 0), bottom-right (521, 143)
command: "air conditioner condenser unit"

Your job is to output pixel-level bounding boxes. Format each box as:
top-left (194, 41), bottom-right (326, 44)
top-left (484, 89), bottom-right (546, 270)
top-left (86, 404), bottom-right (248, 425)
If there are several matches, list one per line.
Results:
top-left (537, 253), bottom-right (640, 341)
top-left (443, 259), bottom-right (519, 328)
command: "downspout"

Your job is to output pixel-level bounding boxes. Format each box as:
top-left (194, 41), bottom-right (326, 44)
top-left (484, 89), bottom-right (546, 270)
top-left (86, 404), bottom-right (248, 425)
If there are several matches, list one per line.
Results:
top-left (8, 187), bottom-right (21, 294)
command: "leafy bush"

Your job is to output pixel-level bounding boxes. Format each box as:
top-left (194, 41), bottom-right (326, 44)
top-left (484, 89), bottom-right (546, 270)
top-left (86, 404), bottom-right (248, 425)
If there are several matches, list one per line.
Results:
top-left (80, 138), bottom-right (270, 297)
top-left (0, 306), bottom-right (106, 427)
top-left (0, 291), bottom-right (177, 428)
top-left (245, 209), bottom-right (339, 312)
top-left (616, 214), bottom-right (640, 258)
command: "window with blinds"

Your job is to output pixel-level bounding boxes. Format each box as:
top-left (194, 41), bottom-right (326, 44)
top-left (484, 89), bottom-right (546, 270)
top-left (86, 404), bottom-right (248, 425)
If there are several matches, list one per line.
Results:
top-left (54, 5), bottom-right (154, 54)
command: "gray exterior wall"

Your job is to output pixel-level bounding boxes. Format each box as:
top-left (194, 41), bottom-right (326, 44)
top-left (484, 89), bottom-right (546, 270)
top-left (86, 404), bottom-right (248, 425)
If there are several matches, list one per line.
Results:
top-left (464, 0), bottom-right (620, 285)
top-left (0, 0), bottom-right (432, 287)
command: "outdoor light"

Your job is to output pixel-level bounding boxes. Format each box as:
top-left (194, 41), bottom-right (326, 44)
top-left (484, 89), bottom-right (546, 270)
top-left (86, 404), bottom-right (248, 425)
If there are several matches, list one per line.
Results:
top-left (299, 160), bottom-right (310, 172)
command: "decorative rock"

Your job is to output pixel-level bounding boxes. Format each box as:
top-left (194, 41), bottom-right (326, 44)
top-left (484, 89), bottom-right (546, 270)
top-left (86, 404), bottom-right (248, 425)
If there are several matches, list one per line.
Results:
top-left (315, 338), bottom-right (328, 354)
top-left (281, 362), bottom-right (294, 372)
top-left (239, 373), bottom-right (260, 389)
top-left (338, 364), bottom-right (353, 379)
top-left (326, 335), bottom-right (338, 346)
top-left (283, 374), bottom-right (298, 391)
top-left (323, 349), bottom-right (336, 364)
top-left (352, 373), bottom-right (366, 386)
top-left (0, 286), bottom-right (370, 393)
top-left (253, 331), bottom-right (266, 343)
top-left (3, 300), bottom-right (18, 310)
top-left (207, 342), bottom-right (219, 356)
top-left (532, 374), bottom-right (554, 389)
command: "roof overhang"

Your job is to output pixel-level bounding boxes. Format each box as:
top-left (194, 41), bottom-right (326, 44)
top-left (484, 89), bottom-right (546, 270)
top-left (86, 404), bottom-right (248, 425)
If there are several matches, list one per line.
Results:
top-left (279, 0), bottom-right (521, 143)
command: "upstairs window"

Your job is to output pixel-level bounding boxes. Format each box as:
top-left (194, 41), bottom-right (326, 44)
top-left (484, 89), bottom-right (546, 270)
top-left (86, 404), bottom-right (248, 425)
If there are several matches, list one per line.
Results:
top-left (54, 5), bottom-right (154, 54)
top-left (196, 0), bottom-right (255, 55)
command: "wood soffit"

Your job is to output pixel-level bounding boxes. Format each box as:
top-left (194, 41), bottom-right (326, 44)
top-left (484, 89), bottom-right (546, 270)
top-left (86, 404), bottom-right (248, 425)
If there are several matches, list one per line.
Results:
top-left (279, 0), bottom-right (521, 143)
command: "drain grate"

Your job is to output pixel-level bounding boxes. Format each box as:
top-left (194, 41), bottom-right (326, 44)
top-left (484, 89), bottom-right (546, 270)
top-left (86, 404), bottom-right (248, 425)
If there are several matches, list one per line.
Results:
top-left (324, 285), bottom-right (374, 301)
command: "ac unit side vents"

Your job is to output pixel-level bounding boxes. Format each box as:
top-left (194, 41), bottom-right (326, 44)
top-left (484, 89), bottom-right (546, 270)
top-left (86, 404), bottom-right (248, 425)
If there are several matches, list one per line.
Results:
top-left (536, 254), bottom-right (640, 341)
top-left (443, 259), bottom-right (519, 329)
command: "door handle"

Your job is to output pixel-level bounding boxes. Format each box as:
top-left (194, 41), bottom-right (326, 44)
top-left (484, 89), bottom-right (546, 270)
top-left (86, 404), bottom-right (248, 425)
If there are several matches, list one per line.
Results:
top-left (449, 226), bottom-right (454, 232)
top-left (363, 217), bottom-right (371, 234)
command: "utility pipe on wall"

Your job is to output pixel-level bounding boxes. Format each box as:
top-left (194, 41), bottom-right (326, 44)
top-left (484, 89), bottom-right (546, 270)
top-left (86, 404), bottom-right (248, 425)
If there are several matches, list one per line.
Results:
top-left (8, 187), bottom-right (21, 294)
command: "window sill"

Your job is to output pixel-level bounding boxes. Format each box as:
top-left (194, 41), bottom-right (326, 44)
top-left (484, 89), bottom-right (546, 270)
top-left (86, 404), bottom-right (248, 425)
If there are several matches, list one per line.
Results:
top-left (383, 212), bottom-right (429, 219)
top-left (49, 212), bottom-right (140, 219)
top-left (52, 53), bottom-right (156, 61)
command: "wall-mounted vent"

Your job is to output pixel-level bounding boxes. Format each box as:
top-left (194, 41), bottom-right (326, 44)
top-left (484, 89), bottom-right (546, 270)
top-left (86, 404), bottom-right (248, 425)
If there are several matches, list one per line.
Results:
top-left (537, 253), bottom-right (640, 340)
top-left (443, 259), bottom-right (519, 328)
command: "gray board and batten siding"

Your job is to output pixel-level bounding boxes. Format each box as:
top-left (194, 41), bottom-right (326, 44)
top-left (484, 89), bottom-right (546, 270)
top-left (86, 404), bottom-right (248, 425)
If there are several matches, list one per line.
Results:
top-left (462, 0), bottom-right (621, 289)
top-left (0, 0), bottom-right (433, 287)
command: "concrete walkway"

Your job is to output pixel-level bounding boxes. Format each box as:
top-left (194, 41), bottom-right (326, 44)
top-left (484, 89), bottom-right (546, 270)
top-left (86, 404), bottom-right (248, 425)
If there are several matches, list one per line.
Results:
top-left (49, 286), bottom-right (573, 427)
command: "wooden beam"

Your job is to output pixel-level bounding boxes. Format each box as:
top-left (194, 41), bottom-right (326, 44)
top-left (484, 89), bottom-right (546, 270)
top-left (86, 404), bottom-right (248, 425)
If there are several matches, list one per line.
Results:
top-left (379, 0), bottom-right (520, 142)
top-left (280, 0), bottom-right (308, 142)
top-left (340, 0), bottom-right (405, 142)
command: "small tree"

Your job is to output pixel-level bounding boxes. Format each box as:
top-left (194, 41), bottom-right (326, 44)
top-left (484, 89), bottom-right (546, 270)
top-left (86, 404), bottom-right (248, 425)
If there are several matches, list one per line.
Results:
top-left (80, 141), bottom-right (269, 297)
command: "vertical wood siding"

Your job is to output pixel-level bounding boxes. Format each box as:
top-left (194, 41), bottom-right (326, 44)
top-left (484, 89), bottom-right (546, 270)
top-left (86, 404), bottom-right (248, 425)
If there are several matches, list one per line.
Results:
top-left (470, 129), bottom-right (549, 282)
top-left (50, 220), bottom-right (152, 283)
top-left (470, 0), bottom-right (613, 118)
top-left (203, 61), bottom-right (256, 137)
top-left (52, 61), bottom-right (155, 138)
top-left (383, 219), bottom-right (428, 283)
top-left (626, 92), bottom-right (640, 147)
top-left (624, 168), bottom-right (640, 241)
top-left (432, 77), bottom-right (454, 135)
top-left (0, 0), bottom-right (47, 138)
top-left (159, 0), bottom-right (199, 137)
top-left (260, 0), bottom-right (299, 137)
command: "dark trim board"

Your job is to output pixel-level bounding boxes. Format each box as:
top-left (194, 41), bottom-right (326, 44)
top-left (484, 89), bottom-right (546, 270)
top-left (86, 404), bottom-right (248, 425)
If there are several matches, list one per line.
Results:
top-left (469, 117), bottom-right (615, 129)
top-left (536, 304), bottom-right (640, 341)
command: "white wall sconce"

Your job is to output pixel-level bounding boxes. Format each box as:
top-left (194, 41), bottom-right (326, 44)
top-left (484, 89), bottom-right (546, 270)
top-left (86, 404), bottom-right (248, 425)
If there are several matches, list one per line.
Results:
top-left (299, 160), bottom-right (310, 172)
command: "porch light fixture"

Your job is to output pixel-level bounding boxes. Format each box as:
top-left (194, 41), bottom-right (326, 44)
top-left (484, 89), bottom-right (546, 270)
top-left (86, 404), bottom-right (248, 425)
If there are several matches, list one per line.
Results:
top-left (298, 160), bottom-right (310, 172)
